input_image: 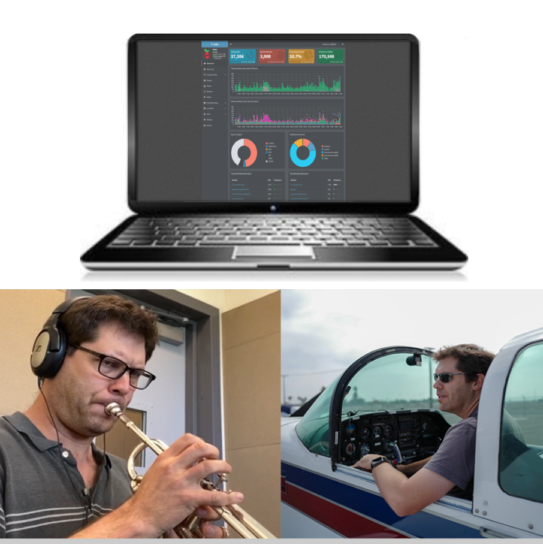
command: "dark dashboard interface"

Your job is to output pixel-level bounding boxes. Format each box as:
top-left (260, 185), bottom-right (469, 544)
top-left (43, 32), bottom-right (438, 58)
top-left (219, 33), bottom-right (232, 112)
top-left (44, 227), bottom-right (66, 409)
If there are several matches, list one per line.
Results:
top-left (203, 40), bottom-right (345, 202)
top-left (339, 410), bottom-right (450, 466)
top-left (135, 38), bottom-right (413, 205)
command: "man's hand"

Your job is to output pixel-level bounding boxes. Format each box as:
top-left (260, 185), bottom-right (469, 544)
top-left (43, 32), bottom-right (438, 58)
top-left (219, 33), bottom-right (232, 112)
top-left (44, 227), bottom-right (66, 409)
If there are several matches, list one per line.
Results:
top-left (352, 454), bottom-right (381, 471)
top-left (197, 505), bottom-right (228, 538)
top-left (162, 506), bottom-right (226, 538)
top-left (127, 433), bottom-right (244, 537)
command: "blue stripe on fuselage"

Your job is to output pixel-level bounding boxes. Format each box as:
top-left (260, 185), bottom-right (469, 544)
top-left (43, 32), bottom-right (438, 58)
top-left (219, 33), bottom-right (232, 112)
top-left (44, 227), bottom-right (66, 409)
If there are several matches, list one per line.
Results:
top-left (281, 461), bottom-right (482, 538)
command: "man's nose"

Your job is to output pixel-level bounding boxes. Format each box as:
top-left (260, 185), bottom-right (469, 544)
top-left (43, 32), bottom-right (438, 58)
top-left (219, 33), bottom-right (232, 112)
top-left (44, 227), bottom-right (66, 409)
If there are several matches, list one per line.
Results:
top-left (109, 371), bottom-right (132, 395)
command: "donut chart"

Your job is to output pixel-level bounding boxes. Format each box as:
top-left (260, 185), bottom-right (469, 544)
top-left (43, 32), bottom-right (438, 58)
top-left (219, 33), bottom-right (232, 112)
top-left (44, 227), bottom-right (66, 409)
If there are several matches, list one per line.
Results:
top-left (290, 138), bottom-right (316, 167)
top-left (231, 139), bottom-right (258, 167)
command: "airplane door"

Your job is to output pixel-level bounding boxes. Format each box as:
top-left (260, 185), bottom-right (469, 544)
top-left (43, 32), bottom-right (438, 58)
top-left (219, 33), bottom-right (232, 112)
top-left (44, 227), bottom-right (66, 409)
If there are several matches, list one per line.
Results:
top-left (474, 330), bottom-right (543, 538)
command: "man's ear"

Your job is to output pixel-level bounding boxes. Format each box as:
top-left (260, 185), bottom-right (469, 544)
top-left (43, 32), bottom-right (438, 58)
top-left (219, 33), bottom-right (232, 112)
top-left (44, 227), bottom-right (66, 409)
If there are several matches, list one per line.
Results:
top-left (472, 373), bottom-right (485, 391)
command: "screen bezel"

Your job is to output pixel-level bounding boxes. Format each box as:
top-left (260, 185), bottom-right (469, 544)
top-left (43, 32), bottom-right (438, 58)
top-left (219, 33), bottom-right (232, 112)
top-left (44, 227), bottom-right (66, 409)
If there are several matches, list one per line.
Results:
top-left (128, 34), bottom-right (419, 214)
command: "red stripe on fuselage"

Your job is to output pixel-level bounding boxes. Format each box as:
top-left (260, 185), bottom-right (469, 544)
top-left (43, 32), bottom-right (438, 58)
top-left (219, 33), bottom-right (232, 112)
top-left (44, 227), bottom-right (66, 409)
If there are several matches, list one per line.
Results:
top-left (282, 482), bottom-right (408, 538)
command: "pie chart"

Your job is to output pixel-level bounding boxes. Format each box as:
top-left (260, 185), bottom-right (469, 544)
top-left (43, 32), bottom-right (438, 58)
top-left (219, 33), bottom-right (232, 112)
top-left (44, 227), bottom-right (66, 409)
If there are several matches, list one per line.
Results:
top-left (290, 139), bottom-right (316, 167)
top-left (231, 139), bottom-right (258, 167)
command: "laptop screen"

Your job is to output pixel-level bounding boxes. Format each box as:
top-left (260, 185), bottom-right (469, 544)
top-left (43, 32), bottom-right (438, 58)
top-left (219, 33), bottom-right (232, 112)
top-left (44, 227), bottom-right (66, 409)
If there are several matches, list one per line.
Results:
top-left (131, 35), bottom-right (417, 212)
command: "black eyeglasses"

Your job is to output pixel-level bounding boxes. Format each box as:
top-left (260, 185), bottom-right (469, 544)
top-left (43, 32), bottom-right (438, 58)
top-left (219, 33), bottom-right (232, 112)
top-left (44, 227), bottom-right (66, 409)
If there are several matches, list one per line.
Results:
top-left (433, 372), bottom-right (476, 383)
top-left (69, 345), bottom-right (156, 390)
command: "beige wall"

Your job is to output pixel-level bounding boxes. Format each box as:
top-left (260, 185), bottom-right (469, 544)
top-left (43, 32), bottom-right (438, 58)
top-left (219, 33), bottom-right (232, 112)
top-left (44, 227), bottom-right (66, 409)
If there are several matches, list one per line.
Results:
top-left (222, 292), bottom-right (281, 537)
top-left (0, 289), bottom-right (66, 415)
top-left (178, 289), bottom-right (278, 313)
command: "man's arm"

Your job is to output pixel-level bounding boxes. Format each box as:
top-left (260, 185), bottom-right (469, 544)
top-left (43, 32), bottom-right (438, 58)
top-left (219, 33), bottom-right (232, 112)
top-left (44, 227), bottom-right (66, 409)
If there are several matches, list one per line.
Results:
top-left (395, 456), bottom-right (432, 477)
top-left (69, 434), bottom-right (243, 538)
top-left (353, 455), bottom-right (455, 517)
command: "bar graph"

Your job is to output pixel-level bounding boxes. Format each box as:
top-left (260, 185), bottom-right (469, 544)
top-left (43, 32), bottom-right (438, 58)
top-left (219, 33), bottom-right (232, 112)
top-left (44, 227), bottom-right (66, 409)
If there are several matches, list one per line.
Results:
top-left (232, 105), bottom-right (342, 127)
top-left (232, 72), bottom-right (342, 94)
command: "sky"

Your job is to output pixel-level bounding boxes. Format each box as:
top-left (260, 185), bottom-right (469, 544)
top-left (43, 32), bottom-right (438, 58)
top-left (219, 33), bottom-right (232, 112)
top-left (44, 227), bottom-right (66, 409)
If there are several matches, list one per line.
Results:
top-left (281, 289), bottom-right (543, 404)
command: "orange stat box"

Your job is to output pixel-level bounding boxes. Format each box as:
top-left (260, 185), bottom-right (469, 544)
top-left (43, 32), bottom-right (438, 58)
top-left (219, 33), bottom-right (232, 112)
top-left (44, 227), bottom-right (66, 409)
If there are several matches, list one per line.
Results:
top-left (288, 49), bottom-right (315, 64)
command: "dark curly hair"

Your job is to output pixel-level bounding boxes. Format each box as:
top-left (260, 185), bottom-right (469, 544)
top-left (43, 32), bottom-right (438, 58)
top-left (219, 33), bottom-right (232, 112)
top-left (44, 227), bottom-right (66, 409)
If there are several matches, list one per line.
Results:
top-left (59, 296), bottom-right (159, 361)
top-left (433, 344), bottom-right (495, 382)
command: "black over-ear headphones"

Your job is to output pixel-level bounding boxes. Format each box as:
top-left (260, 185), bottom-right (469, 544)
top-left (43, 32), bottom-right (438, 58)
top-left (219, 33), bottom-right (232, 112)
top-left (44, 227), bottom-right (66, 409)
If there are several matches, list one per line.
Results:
top-left (30, 296), bottom-right (91, 379)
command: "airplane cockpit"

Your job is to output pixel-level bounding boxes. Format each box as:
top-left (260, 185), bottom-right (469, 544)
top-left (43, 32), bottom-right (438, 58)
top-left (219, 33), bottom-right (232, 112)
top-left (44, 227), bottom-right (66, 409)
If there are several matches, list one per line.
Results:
top-left (334, 348), bottom-right (458, 468)
top-left (338, 409), bottom-right (450, 466)
top-left (294, 347), bottom-right (461, 469)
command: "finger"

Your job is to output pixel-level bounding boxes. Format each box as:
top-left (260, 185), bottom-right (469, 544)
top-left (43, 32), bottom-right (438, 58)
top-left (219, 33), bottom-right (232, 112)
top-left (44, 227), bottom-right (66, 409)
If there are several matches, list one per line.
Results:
top-left (201, 522), bottom-right (227, 538)
top-left (186, 459), bottom-right (232, 482)
top-left (196, 505), bottom-right (221, 521)
top-left (176, 440), bottom-right (221, 468)
top-left (165, 433), bottom-right (206, 457)
top-left (192, 489), bottom-right (244, 508)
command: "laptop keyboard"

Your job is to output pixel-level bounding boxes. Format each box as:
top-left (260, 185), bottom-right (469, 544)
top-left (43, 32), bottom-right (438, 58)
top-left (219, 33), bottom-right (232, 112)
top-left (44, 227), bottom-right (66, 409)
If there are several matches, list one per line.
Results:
top-left (108, 216), bottom-right (437, 248)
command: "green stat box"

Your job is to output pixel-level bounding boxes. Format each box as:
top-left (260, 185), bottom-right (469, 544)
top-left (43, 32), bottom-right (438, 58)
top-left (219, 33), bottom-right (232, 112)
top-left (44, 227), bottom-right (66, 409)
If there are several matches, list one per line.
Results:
top-left (317, 49), bottom-right (344, 64)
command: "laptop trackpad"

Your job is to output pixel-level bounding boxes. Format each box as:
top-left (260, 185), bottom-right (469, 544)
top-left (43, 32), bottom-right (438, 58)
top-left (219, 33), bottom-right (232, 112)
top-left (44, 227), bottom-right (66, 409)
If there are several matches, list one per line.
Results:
top-left (233, 246), bottom-right (315, 260)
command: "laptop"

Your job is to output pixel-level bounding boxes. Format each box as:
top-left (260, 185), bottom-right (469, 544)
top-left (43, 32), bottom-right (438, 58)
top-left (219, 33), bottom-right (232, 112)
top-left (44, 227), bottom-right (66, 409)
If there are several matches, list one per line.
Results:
top-left (81, 34), bottom-right (468, 270)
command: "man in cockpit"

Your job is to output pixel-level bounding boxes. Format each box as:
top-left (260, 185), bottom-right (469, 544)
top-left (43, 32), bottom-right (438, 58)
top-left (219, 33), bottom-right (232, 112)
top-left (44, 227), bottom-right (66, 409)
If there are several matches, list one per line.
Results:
top-left (353, 344), bottom-right (522, 516)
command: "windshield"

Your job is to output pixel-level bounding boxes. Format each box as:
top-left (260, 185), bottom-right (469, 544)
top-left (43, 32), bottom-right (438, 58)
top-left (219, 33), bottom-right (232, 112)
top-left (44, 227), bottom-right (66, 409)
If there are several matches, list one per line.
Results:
top-left (342, 351), bottom-right (460, 426)
top-left (296, 375), bottom-right (340, 456)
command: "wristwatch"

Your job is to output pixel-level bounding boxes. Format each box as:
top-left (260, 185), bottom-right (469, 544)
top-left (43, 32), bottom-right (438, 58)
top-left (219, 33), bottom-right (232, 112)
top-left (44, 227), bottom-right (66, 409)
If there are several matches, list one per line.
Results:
top-left (370, 456), bottom-right (392, 472)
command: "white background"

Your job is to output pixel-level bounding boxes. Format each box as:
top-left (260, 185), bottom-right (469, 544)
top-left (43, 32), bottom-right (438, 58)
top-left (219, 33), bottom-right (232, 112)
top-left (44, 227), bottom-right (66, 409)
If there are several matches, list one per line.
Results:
top-left (1, 0), bottom-right (542, 288)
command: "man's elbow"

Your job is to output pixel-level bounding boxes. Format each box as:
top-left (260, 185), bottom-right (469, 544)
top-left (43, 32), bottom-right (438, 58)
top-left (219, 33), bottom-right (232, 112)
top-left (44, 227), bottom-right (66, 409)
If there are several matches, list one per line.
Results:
top-left (388, 499), bottom-right (422, 518)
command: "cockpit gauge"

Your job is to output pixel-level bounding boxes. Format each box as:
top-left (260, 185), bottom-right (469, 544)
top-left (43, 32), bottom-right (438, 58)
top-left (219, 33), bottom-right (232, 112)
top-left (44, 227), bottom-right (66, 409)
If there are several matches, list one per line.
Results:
top-left (373, 426), bottom-right (382, 439)
top-left (384, 425), bottom-right (393, 437)
top-left (360, 443), bottom-right (371, 456)
top-left (360, 427), bottom-right (370, 440)
top-left (345, 443), bottom-right (356, 456)
top-left (346, 422), bottom-right (357, 436)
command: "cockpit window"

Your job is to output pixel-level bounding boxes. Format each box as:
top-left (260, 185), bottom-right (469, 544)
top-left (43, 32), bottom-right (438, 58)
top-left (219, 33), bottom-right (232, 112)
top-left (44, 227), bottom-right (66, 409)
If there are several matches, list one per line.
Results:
top-left (296, 350), bottom-right (463, 458)
top-left (296, 375), bottom-right (340, 456)
top-left (342, 352), bottom-right (459, 426)
top-left (499, 341), bottom-right (543, 503)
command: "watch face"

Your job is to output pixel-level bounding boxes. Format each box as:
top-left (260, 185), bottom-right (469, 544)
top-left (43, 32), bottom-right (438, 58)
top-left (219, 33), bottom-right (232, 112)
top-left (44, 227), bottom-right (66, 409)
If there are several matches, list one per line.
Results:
top-left (371, 456), bottom-right (388, 469)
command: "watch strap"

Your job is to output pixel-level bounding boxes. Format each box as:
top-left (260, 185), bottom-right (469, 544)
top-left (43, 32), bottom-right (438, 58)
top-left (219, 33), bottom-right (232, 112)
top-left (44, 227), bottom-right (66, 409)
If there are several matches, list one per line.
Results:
top-left (370, 456), bottom-right (391, 471)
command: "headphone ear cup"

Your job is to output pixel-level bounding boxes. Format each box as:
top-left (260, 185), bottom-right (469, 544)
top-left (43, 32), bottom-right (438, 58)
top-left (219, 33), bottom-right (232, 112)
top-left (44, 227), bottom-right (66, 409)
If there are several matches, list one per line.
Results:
top-left (31, 330), bottom-right (52, 372)
top-left (30, 296), bottom-right (89, 379)
top-left (31, 326), bottom-right (67, 378)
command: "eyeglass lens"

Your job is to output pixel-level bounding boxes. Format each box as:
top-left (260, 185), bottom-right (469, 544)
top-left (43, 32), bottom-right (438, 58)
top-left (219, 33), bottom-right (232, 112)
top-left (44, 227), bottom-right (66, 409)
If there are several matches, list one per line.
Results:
top-left (99, 357), bottom-right (152, 389)
top-left (433, 373), bottom-right (452, 383)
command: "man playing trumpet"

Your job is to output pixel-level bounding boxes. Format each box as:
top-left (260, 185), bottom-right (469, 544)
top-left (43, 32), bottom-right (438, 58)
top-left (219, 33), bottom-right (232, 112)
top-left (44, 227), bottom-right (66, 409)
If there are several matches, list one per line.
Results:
top-left (0, 295), bottom-right (243, 538)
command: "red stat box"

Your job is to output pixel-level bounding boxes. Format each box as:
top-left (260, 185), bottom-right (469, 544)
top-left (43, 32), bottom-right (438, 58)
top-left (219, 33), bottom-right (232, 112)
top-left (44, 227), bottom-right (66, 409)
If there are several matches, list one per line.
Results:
top-left (259, 49), bottom-right (285, 64)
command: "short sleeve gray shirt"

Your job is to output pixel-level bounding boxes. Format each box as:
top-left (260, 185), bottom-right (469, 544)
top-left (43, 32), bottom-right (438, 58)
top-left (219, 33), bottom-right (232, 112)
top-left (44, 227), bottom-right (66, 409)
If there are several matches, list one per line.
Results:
top-left (0, 412), bottom-right (133, 538)
top-left (424, 408), bottom-right (478, 500)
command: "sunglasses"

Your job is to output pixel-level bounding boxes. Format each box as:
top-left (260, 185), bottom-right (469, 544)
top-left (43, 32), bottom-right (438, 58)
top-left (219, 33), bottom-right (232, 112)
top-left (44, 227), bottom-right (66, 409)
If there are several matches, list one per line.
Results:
top-left (433, 372), bottom-right (476, 383)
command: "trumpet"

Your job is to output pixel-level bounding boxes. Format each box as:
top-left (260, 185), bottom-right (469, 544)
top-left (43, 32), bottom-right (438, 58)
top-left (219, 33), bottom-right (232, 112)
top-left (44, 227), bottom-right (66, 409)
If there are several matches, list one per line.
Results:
top-left (105, 402), bottom-right (275, 539)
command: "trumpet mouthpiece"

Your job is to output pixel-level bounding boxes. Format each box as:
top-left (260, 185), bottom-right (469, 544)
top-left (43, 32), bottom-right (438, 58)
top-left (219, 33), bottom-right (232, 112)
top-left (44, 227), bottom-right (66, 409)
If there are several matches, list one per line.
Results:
top-left (105, 402), bottom-right (122, 417)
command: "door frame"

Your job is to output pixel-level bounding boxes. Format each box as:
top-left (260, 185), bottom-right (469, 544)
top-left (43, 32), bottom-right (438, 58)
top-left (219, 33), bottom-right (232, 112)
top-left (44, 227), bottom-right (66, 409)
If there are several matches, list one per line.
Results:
top-left (66, 289), bottom-right (223, 456)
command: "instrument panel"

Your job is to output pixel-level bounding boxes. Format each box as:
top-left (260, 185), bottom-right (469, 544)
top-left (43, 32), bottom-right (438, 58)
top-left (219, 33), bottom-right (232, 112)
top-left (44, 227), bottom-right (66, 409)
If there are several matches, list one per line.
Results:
top-left (339, 410), bottom-right (450, 466)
